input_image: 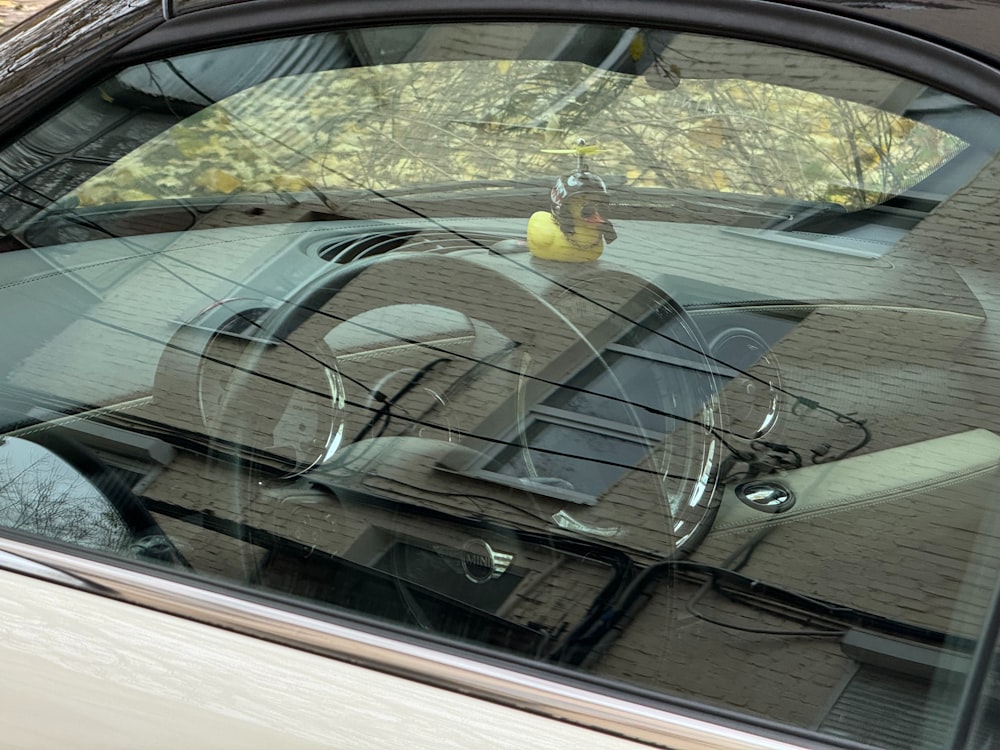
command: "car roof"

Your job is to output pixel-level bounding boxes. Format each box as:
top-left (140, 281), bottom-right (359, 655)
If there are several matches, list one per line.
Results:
top-left (157, 0), bottom-right (1000, 64)
top-left (7, 0), bottom-right (1000, 64)
top-left (805, 0), bottom-right (1000, 65)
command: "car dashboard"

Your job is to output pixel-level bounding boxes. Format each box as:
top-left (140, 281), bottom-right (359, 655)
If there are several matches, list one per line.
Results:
top-left (0, 213), bottom-right (995, 746)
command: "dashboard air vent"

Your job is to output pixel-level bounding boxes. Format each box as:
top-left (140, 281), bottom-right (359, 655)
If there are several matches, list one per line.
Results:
top-left (319, 229), bottom-right (516, 263)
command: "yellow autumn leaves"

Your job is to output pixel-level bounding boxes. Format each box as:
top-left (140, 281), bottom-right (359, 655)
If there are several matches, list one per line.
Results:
top-left (71, 59), bottom-right (965, 212)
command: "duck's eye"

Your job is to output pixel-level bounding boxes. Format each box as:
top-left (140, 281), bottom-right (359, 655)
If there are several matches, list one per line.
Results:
top-left (580, 203), bottom-right (598, 218)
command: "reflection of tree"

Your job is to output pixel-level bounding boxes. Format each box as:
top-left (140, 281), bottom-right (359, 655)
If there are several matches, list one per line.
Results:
top-left (0, 445), bottom-right (131, 552)
top-left (73, 57), bottom-right (965, 212)
top-left (597, 78), bottom-right (964, 208)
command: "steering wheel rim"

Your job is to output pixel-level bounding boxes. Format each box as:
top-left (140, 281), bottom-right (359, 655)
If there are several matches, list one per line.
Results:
top-left (180, 250), bottom-right (724, 557)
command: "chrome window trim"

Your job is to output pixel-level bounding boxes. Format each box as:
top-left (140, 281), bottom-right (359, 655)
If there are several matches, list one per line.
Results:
top-left (0, 534), bottom-right (864, 750)
top-left (0, 547), bottom-right (108, 592)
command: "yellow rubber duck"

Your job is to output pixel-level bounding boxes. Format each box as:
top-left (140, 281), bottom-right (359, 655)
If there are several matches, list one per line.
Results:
top-left (527, 169), bottom-right (617, 262)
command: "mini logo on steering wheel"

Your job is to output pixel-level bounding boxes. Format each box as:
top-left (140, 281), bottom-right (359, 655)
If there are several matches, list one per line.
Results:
top-left (461, 540), bottom-right (513, 583)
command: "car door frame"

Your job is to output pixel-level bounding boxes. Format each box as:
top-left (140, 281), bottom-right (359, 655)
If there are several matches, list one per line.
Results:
top-left (4, 1), bottom-right (1000, 748)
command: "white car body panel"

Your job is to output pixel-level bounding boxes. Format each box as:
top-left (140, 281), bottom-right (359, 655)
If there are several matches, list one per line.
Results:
top-left (0, 567), bottom-right (655, 750)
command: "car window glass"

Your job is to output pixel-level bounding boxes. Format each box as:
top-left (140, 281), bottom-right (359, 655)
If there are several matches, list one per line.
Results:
top-left (1, 22), bottom-right (1000, 748)
top-left (0, 436), bottom-right (132, 550)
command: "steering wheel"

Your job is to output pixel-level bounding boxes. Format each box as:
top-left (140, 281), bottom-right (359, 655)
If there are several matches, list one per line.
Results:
top-left (160, 250), bottom-right (724, 557)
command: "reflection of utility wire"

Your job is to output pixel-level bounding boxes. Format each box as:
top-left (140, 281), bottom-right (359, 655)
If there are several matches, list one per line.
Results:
top-left (490, 249), bottom-right (873, 457)
top-left (84, 234), bottom-right (843, 487)
top-left (22, 54), bottom-right (867, 463)
top-left (0, 164), bottom-right (51, 213)
top-left (130, 250), bottom-right (377, 395)
top-left (2, 98), bottom-right (164, 238)
top-left (0, 56), bottom-right (894, 470)
top-left (352, 357), bottom-right (451, 443)
top-left (83, 308), bottom-right (704, 484)
top-left (32, 60), bottom-right (865, 469)
top-left (140, 246), bottom-right (732, 447)
top-left (162, 59), bottom-right (216, 107)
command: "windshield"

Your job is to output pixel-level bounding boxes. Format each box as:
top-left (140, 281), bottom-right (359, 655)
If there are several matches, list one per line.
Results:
top-left (0, 25), bottom-right (970, 246)
top-left (67, 58), bottom-right (964, 210)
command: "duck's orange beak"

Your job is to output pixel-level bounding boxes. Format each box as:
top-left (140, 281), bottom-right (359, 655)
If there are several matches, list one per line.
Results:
top-left (583, 209), bottom-right (617, 244)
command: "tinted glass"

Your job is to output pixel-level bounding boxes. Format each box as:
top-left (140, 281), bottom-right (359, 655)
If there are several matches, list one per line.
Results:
top-left (2, 22), bottom-right (1000, 748)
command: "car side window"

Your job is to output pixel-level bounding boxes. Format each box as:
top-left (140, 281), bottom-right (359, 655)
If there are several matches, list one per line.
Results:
top-left (2, 21), bottom-right (1000, 748)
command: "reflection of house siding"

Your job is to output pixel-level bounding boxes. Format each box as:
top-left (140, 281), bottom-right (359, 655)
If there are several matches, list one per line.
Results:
top-left (5, 14), bottom-right (1000, 741)
top-left (8, 224), bottom-right (329, 406)
top-left (594, 575), bottom-right (854, 728)
top-left (29, 170), bottom-right (1000, 732)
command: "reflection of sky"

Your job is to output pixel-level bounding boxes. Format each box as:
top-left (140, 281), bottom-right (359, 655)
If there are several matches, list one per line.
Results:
top-left (0, 436), bottom-right (130, 550)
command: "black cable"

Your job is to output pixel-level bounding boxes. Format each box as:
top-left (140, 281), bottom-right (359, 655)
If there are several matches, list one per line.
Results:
top-left (552, 528), bottom-right (767, 664)
top-left (683, 535), bottom-right (846, 638)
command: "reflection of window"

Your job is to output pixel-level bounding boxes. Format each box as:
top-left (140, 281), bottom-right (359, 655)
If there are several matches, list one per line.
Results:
top-left (264, 534), bottom-right (542, 655)
top-left (485, 311), bottom-right (717, 502)
top-left (0, 436), bottom-right (134, 552)
top-left (58, 420), bottom-right (175, 494)
top-left (374, 542), bottom-right (522, 613)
